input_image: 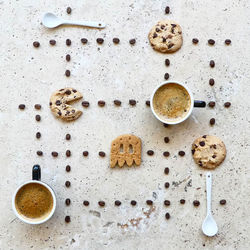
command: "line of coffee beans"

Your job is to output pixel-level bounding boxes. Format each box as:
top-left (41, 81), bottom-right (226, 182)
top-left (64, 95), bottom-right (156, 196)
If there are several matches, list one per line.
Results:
top-left (192, 38), bottom-right (232, 45)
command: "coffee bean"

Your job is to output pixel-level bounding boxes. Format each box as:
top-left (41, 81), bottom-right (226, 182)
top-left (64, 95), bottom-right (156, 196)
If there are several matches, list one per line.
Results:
top-left (224, 102), bottom-right (231, 108)
top-left (114, 100), bottom-right (121, 106)
top-left (18, 104), bottom-right (25, 110)
top-left (164, 73), bottom-right (170, 80)
top-left (164, 200), bottom-right (170, 206)
top-left (36, 132), bottom-right (41, 139)
top-left (163, 151), bottom-right (170, 157)
top-left (82, 151), bottom-right (89, 157)
top-left (81, 38), bottom-right (88, 44)
top-left (66, 54), bottom-right (71, 61)
top-left (65, 181), bottom-right (71, 187)
top-left (145, 100), bottom-right (150, 106)
top-left (164, 137), bottom-right (170, 143)
top-left (99, 151), bottom-right (105, 157)
top-left (146, 200), bottom-right (153, 205)
top-left (35, 115), bottom-right (41, 121)
top-left (180, 199), bottom-right (185, 204)
top-left (83, 200), bottom-right (89, 206)
top-left (34, 104), bottom-right (41, 110)
top-left (208, 39), bottom-right (215, 45)
top-left (66, 150), bottom-right (71, 157)
top-left (65, 134), bottom-right (71, 140)
top-left (225, 39), bottom-right (231, 45)
top-left (82, 101), bottom-right (89, 107)
top-left (49, 39), bottom-right (56, 45)
top-left (65, 198), bottom-right (71, 206)
top-left (192, 38), bottom-right (199, 44)
top-left (37, 151), bottom-right (43, 156)
top-left (129, 99), bottom-right (136, 106)
top-left (165, 59), bottom-right (170, 66)
top-left (208, 101), bottom-right (215, 108)
top-left (113, 38), bottom-right (120, 44)
top-left (98, 201), bottom-right (105, 207)
top-left (66, 165), bottom-right (71, 172)
top-left (165, 6), bottom-right (170, 14)
top-left (193, 200), bottom-right (200, 206)
top-left (220, 199), bottom-right (226, 205)
top-left (165, 182), bottom-right (170, 188)
top-left (210, 60), bottom-right (215, 68)
top-left (210, 118), bottom-right (215, 125)
top-left (66, 7), bottom-right (72, 14)
top-left (115, 200), bottom-right (121, 206)
top-left (66, 39), bottom-right (71, 46)
top-left (65, 70), bottom-right (70, 77)
top-left (33, 41), bottom-right (40, 48)
top-left (147, 150), bottom-right (154, 156)
top-left (178, 151), bottom-right (185, 156)
top-left (131, 200), bottom-right (137, 206)
top-left (96, 38), bottom-right (104, 44)
top-left (209, 78), bottom-right (215, 86)
top-left (164, 167), bottom-right (169, 175)
top-left (199, 141), bottom-right (205, 146)
top-left (65, 216), bottom-right (71, 223)
top-left (165, 212), bottom-right (170, 220)
top-left (98, 100), bottom-right (105, 107)
top-left (51, 151), bottom-right (58, 157)
top-left (163, 123), bottom-right (169, 128)
top-left (129, 39), bottom-right (136, 45)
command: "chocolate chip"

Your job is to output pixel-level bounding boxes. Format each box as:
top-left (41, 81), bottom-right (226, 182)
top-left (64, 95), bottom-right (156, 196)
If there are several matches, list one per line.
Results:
top-left (65, 90), bottom-right (71, 95)
top-left (163, 151), bottom-right (170, 157)
top-left (113, 38), bottom-right (120, 44)
top-left (83, 200), bottom-right (89, 206)
top-left (36, 132), bottom-right (41, 139)
top-left (199, 141), bottom-right (205, 146)
top-left (202, 135), bottom-right (207, 138)
top-left (165, 6), bottom-right (170, 14)
top-left (165, 212), bottom-right (170, 220)
top-left (51, 151), bottom-right (58, 157)
top-left (35, 115), bottom-right (41, 121)
top-left (193, 200), bottom-right (200, 206)
top-left (192, 38), bottom-right (199, 44)
top-left (114, 100), bottom-right (121, 106)
top-left (208, 101), bottom-right (215, 108)
top-left (220, 199), bottom-right (226, 205)
top-left (156, 28), bottom-right (160, 32)
top-left (210, 60), bottom-right (215, 68)
top-left (33, 41), bottom-right (40, 48)
top-left (178, 151), bottom-right (185, 156)
top-left (66, 7), bottom-right (72, 14)
top-left (66, 150), bottom-right (71, 157)
top-left (209, 78), bottom-right (215, 86)
top-left (55, 100), bottom-right (61, 106)
top-left (49, 102), bottom-right (52, 106)
top-left (82, 101), bottom-right (89, 107)
top-left (146, 200), bottom-right (153, 205)
top-left (81, 38), bottom-right (88, 44)
top-left (58, 111), bottom-right (62, 116)
top-left (153, 33), bottom-right (157, 38)
top-left (65, 198), bottom-right (71, 206)
top-left (180, 199), bottom-right (185, 204)
top-left (165, 182), bottom-right (170, 188)
top-left (96, 38), bottom-right (104, 44)
top-left (165, 59), bottom-right (170, 66)
top-left (129, 99), bottom-right (136, 106)
top-left (208, 39), bottom-right (215, 45)
top-left (147, 150), bottom-right (154, 156)
top-left (162, 37), bottom-right (166, 42)
top-left (191, 149), bottom-right (195, 155)
top-left (65, 70), bottom-right (71, 77)
top-left (65, 134), bottom-right (71, 140)
top-left (164, 200), bottom-right (170, 206)
top-left (98, 100), bottom-right (105, 107)
top-left (37, 151), bottom-right (43, 156)
top-left (129, 39), bottom-right (136, 45)
top-left (164, 137), bottom-right (170, 143)
top-left (225, 39), bottom-right (231, 45)
top-left (34, 104), bottom-right (41, 110)
top-left (210, 118), bottom-right (215, 125)
top-left (66, 39), bottom-right (71, 46)
top-left (66, 54), bottom-right (71, 61)
top-left (66, 165), bottom-right (71, 172)
top-left (168, 43), bottom-right (174, 49)
top-left (164, 167), bottom-right (169, 175)
top-left (98, 201), bottom-right (105, 207)
top-left (99, 151), bottom-right (105, 157)
top-left (49, 39), bottom-right (56, 45)
top-left (164, 73), bottom-right (169, 80)
top-left (82, 151), bottom-right (89, 157)
top-left (224, 102), bottom-right (231, 108)
top-left (115, 200), bottom-right (121, 206)
top-left (212, 154), bottom-right (216, 158)
top-left (131, 200), bottom-right (137, 206)
top-left (65, 216), bottom-right (71, 223)
top-left (18, 104), bottom-right (25, 110)
top-left (65, 181), bottom-right (71, 187)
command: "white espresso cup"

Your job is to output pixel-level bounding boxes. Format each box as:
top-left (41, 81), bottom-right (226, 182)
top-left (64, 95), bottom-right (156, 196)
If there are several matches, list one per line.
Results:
top-left (12, 165), bottom-right (56, 225)
top-left (150, 81), bottom-right (206, 125)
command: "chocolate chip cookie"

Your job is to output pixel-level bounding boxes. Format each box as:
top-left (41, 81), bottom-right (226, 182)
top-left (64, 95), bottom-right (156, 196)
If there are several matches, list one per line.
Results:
top-left (192, 135), bottom-right (226, 169)
top-left (148, 20), bottom-right (183, 53)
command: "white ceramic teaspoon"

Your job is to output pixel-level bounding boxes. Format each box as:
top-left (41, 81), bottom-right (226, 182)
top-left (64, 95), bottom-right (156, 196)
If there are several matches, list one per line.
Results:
top-left (202, 172), bottom-right (218, 237)
top-left (42, 13), bottom-right (106, 29)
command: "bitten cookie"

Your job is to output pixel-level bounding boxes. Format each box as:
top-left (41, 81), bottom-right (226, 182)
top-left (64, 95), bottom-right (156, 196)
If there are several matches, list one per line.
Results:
top-left (110, 134), bottom-right (141, 168)
top-left (50, 87), bottom-right (83, 121)
top-left (148, 20), bottom-right (183, 53)
top-left (192, 135), bottom-right (226, 169)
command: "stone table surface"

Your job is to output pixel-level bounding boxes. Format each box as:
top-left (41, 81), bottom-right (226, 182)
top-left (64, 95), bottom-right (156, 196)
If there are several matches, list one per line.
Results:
top-left (0, 0), bottom-right (250, 249)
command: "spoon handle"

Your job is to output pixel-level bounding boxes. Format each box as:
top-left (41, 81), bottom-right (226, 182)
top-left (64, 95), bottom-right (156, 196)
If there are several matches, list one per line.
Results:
top-left (63, 20), bottom-right (106, 28)
top-left (206, 172), bottom-right (212, 215)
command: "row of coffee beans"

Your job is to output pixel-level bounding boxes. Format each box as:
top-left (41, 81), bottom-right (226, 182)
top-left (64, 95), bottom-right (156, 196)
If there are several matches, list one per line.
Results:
top-left (192, 38), bottom-right (231, 45)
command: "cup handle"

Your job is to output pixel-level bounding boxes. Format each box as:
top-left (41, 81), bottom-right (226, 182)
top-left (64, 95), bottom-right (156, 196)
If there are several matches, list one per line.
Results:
top-left (194, 100), bottom-right (206, 108)
top-left (32, 165), bottom-right (41, 180)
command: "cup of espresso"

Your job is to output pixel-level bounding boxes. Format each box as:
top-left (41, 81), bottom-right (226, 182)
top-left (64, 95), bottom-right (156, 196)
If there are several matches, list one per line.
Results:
top-left (12, 165), bottom-right (56, 225)
top-left (150, 81), bottom-right (206, 125)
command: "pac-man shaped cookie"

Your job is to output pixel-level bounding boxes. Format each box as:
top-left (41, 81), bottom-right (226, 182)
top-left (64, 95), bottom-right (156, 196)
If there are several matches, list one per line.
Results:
top-left (50, 87), bottom-right (83, 121)
top-left (110, 134), bottom-right (141, 168)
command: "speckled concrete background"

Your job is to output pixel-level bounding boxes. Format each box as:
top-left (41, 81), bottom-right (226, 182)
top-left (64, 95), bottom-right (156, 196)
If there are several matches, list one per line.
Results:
top-left (0, 0), bottom-right (250, 249)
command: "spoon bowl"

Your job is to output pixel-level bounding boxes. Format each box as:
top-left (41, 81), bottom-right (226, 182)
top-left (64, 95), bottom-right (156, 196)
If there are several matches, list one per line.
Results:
top-left (42, 13), bottom-right (62, 28)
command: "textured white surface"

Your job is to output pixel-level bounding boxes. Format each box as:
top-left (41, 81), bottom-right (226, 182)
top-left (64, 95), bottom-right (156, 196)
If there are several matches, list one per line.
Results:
top-left (0, 0), bottom-right (250, 249)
